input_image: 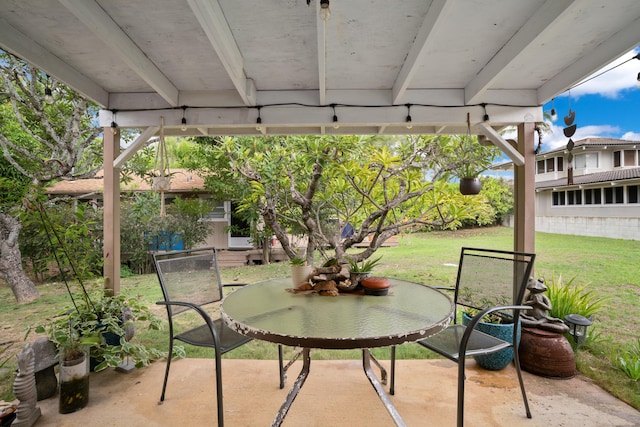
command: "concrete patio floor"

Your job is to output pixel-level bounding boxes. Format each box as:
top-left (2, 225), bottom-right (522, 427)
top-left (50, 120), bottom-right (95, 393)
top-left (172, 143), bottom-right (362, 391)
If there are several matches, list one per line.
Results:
top-left (33, 358), bottom-right (640, 426)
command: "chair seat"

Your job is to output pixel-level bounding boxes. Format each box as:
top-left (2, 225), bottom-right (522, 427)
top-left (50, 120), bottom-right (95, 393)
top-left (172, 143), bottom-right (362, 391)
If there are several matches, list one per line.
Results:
top-left (175, 319), bottom-right (252, 353)
top-left (417, 324), bottom-right (512, 360)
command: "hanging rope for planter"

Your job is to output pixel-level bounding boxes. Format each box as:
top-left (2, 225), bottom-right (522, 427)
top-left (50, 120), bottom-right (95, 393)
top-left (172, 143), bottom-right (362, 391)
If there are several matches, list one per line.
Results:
top-left (152, 117), bottom-right (171, 216)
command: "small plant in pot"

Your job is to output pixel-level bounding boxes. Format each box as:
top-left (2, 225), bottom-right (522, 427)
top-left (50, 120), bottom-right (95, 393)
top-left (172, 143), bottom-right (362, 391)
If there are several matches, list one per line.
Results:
top-left (459, 289), bottom-right (520, 371)
top-left (348, 256), bottom-right (382, 287)
top-left (290, 257), bottom-right (313, 288)
top-left (444, 128), bottom-right (500, 195)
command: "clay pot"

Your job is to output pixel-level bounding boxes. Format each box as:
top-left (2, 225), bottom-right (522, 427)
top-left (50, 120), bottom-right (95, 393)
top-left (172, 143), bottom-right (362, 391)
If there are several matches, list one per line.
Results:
top-left (361, 276), bottom-right (390, 296)
top-left (518, 327), bottom-right (576, 378)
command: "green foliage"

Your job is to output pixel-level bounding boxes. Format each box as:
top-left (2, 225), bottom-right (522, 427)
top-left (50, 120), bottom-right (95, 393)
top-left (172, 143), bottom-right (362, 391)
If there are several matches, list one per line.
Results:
top-left (35, 291), bottom-right (164, 370)
top-left (190, 134), bottom-right (495, 263)
top-left (438, 134), bottom-right (501, 178)
top-left (544, 273), bottom-right (606, 320)
top-left (19, 200), bottom-right (103, 282)
top-left (617, 339), bottom-right (640, 381)
top-left (290, 257), bottom-right (306, 266)
top-left (118, 192), bottom-right (213, 274)
top-left (348, 256), bottom-right (382, 272)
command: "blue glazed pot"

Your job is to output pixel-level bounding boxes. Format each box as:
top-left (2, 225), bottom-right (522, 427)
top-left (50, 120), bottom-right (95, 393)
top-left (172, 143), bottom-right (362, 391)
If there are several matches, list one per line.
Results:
top-left (462, 312), bottom-right (521, 371)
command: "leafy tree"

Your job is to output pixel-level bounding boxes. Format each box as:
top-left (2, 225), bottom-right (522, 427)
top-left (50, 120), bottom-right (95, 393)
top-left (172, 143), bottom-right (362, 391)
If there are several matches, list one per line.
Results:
top-left (189, 134), bottom-right (490, 265)
top-left (0, 50), bottom-right (101, 302)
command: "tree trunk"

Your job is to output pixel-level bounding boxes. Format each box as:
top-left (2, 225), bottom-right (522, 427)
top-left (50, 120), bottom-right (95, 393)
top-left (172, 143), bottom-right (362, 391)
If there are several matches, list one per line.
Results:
top-left (0, 213), bottom-right (39, 303)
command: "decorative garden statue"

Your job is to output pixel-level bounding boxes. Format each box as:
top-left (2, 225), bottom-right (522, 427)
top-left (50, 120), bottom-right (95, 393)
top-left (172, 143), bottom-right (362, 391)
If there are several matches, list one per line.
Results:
top-left (12, 344), bottom-right (41, 427)
top-left (521, 277), bottom-right (570, 334)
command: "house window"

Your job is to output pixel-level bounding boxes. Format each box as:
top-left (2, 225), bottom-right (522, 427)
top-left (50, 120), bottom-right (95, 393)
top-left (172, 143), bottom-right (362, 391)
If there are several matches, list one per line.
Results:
top-left (201, 200), bottom-right (227, 221)
top-left (546, 158), bottom-right (555, 172)
top-left (584, 188), bottom-right (601, 205)
top-left (537, 160), bottom-right (545, 174)
top-left (552, 191), bottom-right (566, 206)
top-left (624, 150), bottom-right (636, 166)
top-left (557, 157), bottom-right (564, 171)
top-left (628, 185), bottom-right (639, 204)
top-left (604, 187), bottom-right (624, 204)
top-left (574, 153), bottom-right (598, 169)
top-left (566, 190), bottom-right (582, 205)
top-left (614, 151), bottom-right (622, 167)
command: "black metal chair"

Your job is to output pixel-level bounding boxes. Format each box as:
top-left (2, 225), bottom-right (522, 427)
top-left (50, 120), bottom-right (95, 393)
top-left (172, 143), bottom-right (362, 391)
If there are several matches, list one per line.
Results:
top-left (153, 247), bottom-right (285, 427)
top-left (416, 247), bottom-right (536, 427)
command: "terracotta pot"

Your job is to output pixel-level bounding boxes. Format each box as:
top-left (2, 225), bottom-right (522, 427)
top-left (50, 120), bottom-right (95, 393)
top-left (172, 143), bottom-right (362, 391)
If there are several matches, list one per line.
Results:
top-left (518, 327), bottom-right (576, 378)
top-left (459, 177), bottom-right (482, 195)
top-left (361, 276), bottom-right (390, 296)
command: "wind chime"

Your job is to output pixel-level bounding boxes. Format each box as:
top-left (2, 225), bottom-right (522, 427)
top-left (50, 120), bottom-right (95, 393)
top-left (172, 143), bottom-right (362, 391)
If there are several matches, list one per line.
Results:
top-left (152, 117), bottom-right (171, 216)
top-left (563, 95), bottom-right (577, 186)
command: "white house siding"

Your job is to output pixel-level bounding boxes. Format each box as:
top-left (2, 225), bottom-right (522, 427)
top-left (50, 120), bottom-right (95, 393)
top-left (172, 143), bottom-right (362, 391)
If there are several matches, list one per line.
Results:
top-left (534, 216), bottom-right (640, 240)
top-left (528, 189), bottom-right (640, 240)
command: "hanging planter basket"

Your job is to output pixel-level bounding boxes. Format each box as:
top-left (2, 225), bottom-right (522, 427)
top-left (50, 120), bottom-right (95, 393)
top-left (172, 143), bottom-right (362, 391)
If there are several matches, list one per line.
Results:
top-left (459, 177), bottom-right (482, 195)
top-left (152, 176), bottom-right (172, 191)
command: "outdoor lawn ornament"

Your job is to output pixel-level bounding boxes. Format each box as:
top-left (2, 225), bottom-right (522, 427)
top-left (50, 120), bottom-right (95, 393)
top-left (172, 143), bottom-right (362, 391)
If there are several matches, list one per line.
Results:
top-left (564, 314), bottom-right (593, 347)
top-left (12, 344), bottom-right (41, 427)
top-left (519, 278), bottom-right (576, 378)
top-left (521, 278), bottom-right (570, 334)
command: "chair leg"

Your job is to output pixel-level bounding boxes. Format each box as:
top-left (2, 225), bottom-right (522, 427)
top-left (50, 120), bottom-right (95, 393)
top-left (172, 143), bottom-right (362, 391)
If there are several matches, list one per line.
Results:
top-left (513, 345), bottom-right (532, 418)
top-left (457, 358), bottom-right (466, 427)
top-left (214, 350), bottom-right (225, 427)
top-left (278, 345), bottom-right (285, 389)
top-left (160, 337), bottom-right (174, 403)
top-left (390, 346), bottom-right (396, 395)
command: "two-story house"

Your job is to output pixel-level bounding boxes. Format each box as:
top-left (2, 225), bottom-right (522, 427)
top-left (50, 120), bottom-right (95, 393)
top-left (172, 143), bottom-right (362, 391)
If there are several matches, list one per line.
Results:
top-left (532, 138), bottom-right (640, 240)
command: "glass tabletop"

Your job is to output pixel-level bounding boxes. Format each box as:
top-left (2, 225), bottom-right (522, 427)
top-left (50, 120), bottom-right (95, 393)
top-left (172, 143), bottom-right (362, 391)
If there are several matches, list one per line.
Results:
top-left (221, 278), bottom-right (454, 349)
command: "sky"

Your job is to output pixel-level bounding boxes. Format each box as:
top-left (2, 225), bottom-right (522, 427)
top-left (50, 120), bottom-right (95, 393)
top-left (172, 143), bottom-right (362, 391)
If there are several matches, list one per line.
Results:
top-left (535, 47), bottom-right (640, 152)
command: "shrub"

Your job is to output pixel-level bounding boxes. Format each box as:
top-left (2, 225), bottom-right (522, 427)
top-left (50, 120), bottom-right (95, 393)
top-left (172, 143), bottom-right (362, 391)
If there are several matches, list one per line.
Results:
top-left (544, 273), bottom-right (606, 320)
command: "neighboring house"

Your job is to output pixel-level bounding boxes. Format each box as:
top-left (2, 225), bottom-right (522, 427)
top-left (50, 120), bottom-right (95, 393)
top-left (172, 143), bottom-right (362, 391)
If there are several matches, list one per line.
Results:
top-left (46, 169), bottom-right (252, 250)
top-left (505, 138), bottom-right (640, 240)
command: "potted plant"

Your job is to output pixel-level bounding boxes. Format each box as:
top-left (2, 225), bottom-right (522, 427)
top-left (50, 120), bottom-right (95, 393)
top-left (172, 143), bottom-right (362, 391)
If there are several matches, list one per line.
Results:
top-left (448, 132), bottom-right (499, 195)
top-left (290, 257), bottom-right (313, 288)
top-left (348, 256), bottom-right (382, 287)
top-left (37, 292), bottom-right (164, 373)
top-left (460, 293), bottom-right (520, 370)
top-left (37, 317), bottom-right (100, 414)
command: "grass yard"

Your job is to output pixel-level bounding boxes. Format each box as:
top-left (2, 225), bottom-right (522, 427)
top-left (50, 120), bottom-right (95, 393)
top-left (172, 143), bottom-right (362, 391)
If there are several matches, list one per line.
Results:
top-left (1, 226), bottom-right (639, 409)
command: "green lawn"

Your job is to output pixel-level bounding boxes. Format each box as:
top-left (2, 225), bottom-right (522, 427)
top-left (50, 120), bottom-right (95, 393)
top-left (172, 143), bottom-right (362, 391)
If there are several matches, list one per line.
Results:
top-left (1, 226), bottom-right (639, 409)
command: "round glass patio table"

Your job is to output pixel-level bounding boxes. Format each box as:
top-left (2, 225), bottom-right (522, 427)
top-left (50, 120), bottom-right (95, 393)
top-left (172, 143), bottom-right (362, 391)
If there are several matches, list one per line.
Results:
top-left (221, 277), bottom-right (453, 349)
top-left (221, 277), bottom-right (454, 427)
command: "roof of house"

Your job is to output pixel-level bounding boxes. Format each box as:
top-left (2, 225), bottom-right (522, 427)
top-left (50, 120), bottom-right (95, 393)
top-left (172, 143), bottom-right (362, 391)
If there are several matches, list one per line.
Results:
top-left (539, 138), bottom-right (639, 157)
top-left (536, 167), bottom-right (640, 190)
top-left (46, 169), bottom-right (207, 196)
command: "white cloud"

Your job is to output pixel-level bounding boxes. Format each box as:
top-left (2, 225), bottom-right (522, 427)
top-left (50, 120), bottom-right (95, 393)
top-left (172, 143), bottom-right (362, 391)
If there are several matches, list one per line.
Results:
top-left (537, 123), bottom-right (622, 152)
top-left (620, 131), bottom-right (640, 141)
top-left (557, 49), bottom-right (640, 99)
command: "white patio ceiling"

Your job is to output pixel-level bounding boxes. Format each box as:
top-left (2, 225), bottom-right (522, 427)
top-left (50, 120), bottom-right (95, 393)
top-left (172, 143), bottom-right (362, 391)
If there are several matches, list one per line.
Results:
top-left (2, 0), bottom-right (640, 138)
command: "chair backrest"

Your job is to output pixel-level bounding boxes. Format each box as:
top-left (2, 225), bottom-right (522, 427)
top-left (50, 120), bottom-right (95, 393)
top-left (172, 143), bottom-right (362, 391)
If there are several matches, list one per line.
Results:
top-left (153, 247), bottom-right (224, 317)
top-left (454, 247), bottom-right (535, 323)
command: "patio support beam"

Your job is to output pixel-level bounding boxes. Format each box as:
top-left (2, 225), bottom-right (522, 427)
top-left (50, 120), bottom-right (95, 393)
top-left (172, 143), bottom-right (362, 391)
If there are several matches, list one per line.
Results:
top-left (514, 122), bottom-right (536, 256)
top-left (465, 0), bottom-right (576, 105)
top-left (392, 0), bottom-right (451, 105)
top-left (59, 0), bottom-right (179, 107)
top-left (187, 0), bottom-right (257, 106)
top-left (103, 127), bottom-right (121, 296)
top-left (0, 17), bottom-right (109, 106)
top-left (113, 126), bottom-right (159, 169)
top-left (476, 122), bottom-right (525, 166)
top-left (316, 1), bottom-right (327, 105)
top-left (538, 16), bottom-right (640, 103)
